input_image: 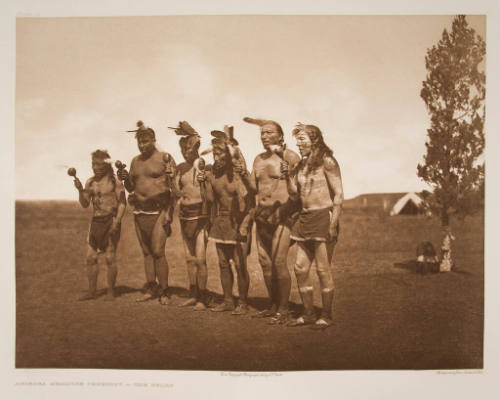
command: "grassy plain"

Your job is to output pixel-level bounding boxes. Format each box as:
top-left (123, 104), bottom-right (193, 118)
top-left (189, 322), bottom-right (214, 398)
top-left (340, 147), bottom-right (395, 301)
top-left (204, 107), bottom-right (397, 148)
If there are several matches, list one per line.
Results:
top-left (15, 201), bottom-right (483, 370)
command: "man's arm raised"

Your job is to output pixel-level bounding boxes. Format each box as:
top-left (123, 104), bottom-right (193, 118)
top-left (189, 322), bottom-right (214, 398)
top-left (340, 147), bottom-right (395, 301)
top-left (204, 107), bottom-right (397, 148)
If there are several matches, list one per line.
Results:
top-left (119, 158), bottom-right (135, 193)
top-left (162, 153), bottom-right (177, 232)
top-left (324, 156), bottom-right (344, 240)
top-left (234, 158), bottom-right (257, 195)
top-left (281, 160), bottom-right (299, 200)
top-left (112, 178), bottom-right (127, 232)
top-left (238, 190), bottom-right (256, 238)
top-left (197, 167), bottom-right (214, 203)
top-left (77, 178), bottom-right (92, 208)
top-left (197, 167), bottom-right (215, 230)
top-left (164, 152), bottom-right (181, 199)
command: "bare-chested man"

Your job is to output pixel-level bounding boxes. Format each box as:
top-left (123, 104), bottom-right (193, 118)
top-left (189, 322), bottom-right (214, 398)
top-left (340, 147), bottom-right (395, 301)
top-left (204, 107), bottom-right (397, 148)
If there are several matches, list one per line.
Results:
top-left (117, 121), bottom-right (176, 305)
top-left (238, 117), bottom-right (300, 324)
top-left (73, 150), bottom-right (126, 301)
top-left (169, 121), bottom-right (210, 310)
top-left (281, 124), bottom-right (343, 329)
top-left (197, 131), bottom-right (252, 315)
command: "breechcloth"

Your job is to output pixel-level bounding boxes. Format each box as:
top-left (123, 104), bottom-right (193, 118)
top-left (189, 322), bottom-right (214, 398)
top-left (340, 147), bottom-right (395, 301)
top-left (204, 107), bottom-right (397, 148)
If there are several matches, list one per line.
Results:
top-left (134, 212), bottom-right (160, 251)
top-left (255, 199), bottom-right (300, 246)
top-left (133, 192), bottom-right (172, 249)
top-left (180, 202), bottom-right (209, 241)
top-left (290, 207), bottom-right (339, 242)
top-left (209, 210), bottom-right (240, 245)
top-left (88, 214), bottom-right (120, 252)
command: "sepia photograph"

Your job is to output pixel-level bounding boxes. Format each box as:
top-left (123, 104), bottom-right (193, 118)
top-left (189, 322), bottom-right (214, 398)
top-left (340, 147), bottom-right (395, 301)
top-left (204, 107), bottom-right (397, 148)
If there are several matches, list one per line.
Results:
top-left (3, 0), bottom-right (500, 399)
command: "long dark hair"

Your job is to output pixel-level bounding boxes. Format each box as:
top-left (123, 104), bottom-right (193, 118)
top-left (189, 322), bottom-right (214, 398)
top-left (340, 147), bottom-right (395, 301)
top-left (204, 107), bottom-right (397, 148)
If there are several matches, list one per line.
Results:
top-left (292, 124), bottom-right (333, 172)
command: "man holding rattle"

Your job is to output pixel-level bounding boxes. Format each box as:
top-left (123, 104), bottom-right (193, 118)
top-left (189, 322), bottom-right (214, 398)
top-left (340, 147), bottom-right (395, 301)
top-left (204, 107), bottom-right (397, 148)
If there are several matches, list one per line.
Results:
top-left (170, 121), bottom-right (211, 310)
top-left (197, 129), bottom-right (252, 315)
top-left (72, 149), bottom-right (126, 301)
top-left (117, 121), bottom-right (176, 305)
top-left (239, 117), bottom-right (300, 324)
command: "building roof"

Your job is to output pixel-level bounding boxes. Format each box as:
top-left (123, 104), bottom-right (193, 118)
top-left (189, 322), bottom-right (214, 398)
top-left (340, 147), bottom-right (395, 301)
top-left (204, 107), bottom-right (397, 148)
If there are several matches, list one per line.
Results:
top-left (344, 192), bottom-right (424, 215)
top-left (389, 192), bottom-right (423, 216)
top-left (344, 192), bottom-right (408, 209)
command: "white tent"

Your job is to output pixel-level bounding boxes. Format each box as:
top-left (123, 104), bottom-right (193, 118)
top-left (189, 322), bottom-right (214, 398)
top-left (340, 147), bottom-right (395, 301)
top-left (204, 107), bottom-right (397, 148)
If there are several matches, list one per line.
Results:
top-left (389, 192), bottom-right (423, 216)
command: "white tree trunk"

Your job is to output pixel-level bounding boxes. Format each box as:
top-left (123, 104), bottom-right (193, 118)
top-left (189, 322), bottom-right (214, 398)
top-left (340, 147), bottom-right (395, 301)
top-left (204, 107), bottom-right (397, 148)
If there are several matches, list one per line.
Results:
top-left (440, 228), bottom-right (455, 272)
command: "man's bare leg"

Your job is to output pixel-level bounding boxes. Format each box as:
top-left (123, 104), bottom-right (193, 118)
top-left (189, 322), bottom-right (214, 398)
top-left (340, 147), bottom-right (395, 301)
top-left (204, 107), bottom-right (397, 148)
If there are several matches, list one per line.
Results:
top-left (143, 256), bottom-right (156, 286)
top-left (152, 217), bottom-right (169, 305)
top-left (312, 241), bottom-right (335, 328)
top-left (288, 242), bottom-right (316, 326)
top-left (193, 229), bottom-right (208, 310)
top-left (255, 230), bottom-right (278, 317)
top-left (104, 243), bottom-right (118, 301)
top-left (180, 233), bottom-right (199, 307)
top-left (80, 246), bottom-right (99, 301)
top-left (231, 243), bottom-right (250, 315)
top-left (268, 224), bottom-right (293, 324)
top-left (134, 219), bottom-right (157, 301)
top-left (272, 224), bottom-right (292, 313)
top-left (212, 243), bottom-right (235, 312)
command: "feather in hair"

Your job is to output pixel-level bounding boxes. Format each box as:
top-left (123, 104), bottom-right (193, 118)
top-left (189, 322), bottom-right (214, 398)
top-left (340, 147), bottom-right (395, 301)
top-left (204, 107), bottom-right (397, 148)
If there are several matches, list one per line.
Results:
top-left (168, 121), bottom-right (199, 136)
top-left (210, 130), bottom-right (226, 140)
top-left (126, 120), bottom-right (149, 133)
top-left (243, 117), bottom-right (268, 127)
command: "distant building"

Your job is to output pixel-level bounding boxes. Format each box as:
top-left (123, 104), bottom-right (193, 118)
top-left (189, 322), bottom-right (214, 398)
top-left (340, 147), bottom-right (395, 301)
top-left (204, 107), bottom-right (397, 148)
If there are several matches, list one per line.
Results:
top-left (389, 192), bottom-right (423, 216)
top-left (344, 192), bottom-right (425, 216)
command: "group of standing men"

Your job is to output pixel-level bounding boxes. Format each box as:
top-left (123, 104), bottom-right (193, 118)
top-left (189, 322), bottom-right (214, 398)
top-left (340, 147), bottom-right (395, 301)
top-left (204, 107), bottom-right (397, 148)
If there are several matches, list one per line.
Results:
top-left (73, 118), bottom-right (343, 329)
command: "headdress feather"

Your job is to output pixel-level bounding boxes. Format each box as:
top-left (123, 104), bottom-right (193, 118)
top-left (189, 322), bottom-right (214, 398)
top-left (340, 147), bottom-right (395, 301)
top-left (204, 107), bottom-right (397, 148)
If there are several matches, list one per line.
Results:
top-left (168, 121), bottom-right (199, 137)
top-left (210, 125), bottom-right (238, 146)
top-left (243, 117), bottom-right (269, 127)
top-left (125, 120), bottom-right (155, 139)
top-left (126, 120), bottom-right (148, 133)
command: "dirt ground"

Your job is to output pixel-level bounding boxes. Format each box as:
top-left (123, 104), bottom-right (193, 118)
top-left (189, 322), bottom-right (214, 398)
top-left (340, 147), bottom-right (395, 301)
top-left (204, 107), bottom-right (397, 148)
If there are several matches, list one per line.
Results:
top-left (15, 201), bottom-right (483, 370)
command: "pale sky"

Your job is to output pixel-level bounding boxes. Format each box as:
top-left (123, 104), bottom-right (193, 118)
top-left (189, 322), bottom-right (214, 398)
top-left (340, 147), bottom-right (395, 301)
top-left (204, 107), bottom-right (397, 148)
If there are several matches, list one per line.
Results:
top-left (15, 15), bottom-right (486, 200)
